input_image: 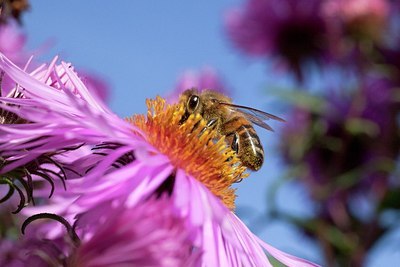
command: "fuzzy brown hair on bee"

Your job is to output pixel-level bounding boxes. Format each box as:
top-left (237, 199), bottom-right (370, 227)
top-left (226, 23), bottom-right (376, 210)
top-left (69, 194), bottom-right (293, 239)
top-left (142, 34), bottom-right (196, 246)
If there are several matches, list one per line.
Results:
top-left (179, 88), bottom-right (285, 171)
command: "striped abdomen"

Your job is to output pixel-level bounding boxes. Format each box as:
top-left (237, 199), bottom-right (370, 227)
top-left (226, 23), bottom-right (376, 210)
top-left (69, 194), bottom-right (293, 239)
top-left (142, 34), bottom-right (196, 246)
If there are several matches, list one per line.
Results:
top-left (223, 116), bottom-right (264, 171)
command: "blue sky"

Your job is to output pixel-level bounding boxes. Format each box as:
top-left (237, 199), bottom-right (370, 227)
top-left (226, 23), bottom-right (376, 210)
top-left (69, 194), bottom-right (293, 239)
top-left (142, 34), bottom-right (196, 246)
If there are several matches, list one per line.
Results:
top-left (21, 1), bottom-right (400, 265)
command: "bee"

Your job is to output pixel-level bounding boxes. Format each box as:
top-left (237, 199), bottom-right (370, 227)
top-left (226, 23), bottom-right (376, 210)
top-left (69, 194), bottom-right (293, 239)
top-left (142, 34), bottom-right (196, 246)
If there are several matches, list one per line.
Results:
top-left (179, 88), bottom-right (285, 171)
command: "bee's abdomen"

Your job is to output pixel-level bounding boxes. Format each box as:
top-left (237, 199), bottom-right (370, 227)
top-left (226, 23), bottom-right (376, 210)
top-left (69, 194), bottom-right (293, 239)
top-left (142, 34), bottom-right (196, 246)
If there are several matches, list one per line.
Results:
top-left (224, 117), bottom-right (264, 171)
top-left (237, 124), bottom-right (264, 171)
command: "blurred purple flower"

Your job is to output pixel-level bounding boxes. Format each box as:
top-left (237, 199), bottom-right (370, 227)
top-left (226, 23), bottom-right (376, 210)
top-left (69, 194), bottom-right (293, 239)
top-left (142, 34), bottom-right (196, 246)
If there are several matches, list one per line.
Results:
top-left (225, 0), bottom-right (330, 80)
top-left (280, 77), bottom-right (399, 219)
top-left (278, 74), bottom-right (400, 265)
top-left (322, 0), bottom-right (389, 42)
top-left (0, 239), bottom-right (22, 267)
top-left (361, 75), bottom-right (397, 129)
top-left (0, 228), bottom-right (69, 267)
top-left (378, 46), bottom-right (400, 76)
top-left (0, 22), bottom-right (29, 94)
top-left (167, 67), bottom-right (229, 103)
top-left (0, 52), bottom-right (319, 266)
top-left (0, 22), bottom-right (26, 63)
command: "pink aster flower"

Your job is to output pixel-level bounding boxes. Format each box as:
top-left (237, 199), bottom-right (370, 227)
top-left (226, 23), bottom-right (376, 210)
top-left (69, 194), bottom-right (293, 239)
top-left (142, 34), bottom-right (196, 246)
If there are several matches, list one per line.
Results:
top-left (0, 52), bottom-right (319, 266)
top-left (67, 198), bottom-right (197, 267)
top-left (167, 67), bottom-right (229, 103)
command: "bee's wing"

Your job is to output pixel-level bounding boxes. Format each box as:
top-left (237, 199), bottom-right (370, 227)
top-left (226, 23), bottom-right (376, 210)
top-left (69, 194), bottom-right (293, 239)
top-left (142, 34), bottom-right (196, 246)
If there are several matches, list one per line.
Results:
top-left (219, 102), bottom-right (285, 132)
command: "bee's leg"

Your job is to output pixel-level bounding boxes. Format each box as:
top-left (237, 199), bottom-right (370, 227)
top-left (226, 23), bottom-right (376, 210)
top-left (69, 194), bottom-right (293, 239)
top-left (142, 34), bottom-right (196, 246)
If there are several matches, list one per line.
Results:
top-left (199, 118), bottom-right (218, 135)
top-left (206, 118), bottom-right (218, 129)
top-left (230, 133), bottom-right (244, 183)
top-left (234, 177), bottom-right (243, 183)
top-left (225, 133), bottom-right (243, 183)
top-left (179, 110), bottom-right (191, 125)
top-left (231, 132), bottom-right (239, 154)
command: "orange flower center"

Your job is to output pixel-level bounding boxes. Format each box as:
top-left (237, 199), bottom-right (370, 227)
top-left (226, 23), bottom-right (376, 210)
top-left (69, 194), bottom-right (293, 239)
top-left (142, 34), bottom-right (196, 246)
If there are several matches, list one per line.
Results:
top-left (127, 96), bottom-right (248, 210)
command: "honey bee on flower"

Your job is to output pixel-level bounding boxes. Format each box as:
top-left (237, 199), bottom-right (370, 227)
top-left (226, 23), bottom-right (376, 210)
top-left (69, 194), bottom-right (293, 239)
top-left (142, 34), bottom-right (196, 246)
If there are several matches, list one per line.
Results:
top-left (179, 88), bottom-right (285, 171)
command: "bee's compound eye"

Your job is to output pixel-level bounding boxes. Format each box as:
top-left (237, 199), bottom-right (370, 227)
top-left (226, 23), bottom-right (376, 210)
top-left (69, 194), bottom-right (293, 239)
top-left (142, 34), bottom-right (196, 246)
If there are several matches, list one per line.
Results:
top-left (187, 95), bottom-right (199, 112)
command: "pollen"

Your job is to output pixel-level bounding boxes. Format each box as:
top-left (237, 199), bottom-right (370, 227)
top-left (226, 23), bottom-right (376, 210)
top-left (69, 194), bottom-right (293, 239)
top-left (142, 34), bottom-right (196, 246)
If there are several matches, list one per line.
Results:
top-left (128, 96), bottom-right (248, 210)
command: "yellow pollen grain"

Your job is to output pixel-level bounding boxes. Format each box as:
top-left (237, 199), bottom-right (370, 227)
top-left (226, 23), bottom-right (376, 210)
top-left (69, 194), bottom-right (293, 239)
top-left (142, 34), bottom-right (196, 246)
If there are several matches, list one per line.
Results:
top-left (127, 96), bottom-right (248, 210)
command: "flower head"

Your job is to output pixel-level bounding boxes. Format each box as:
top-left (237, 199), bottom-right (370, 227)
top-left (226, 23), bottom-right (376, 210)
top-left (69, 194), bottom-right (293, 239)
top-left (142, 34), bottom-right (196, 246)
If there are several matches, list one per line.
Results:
top-left (225, 0), bottom-right (330, 80)
top-left (130, 96), bottom-right (247, 209)
top-left (322, 0), bottom-right (389, 42)
top-left (0, 52), bottom-right (319, 267)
